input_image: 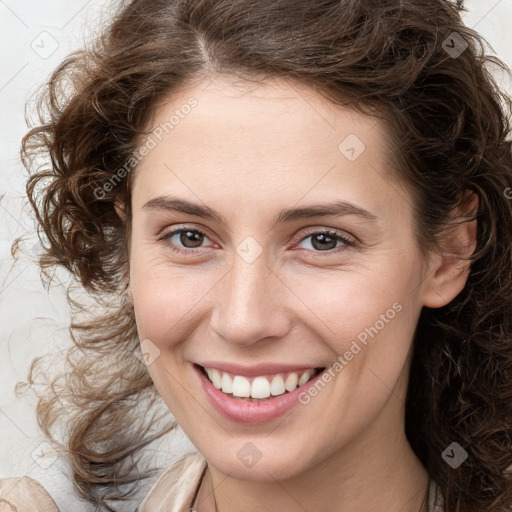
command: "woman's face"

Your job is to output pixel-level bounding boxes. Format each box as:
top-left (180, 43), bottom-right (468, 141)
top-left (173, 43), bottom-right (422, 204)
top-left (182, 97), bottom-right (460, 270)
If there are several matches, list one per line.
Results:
top-left (127, 75), bottom-right (438, 480)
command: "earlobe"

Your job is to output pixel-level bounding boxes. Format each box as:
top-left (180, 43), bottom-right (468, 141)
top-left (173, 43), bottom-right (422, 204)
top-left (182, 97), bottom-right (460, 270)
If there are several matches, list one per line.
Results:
top-left (422, 191), bottom-right (478, 309)
top-left (422, 257), bottom-right (472, 308)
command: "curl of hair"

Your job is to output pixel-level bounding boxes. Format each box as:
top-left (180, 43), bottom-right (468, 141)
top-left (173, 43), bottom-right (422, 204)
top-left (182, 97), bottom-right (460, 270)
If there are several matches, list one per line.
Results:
top-left (18, 0), bottom-right (512, 510)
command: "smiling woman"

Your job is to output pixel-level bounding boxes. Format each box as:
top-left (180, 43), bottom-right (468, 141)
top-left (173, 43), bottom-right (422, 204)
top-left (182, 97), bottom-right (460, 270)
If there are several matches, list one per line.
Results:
top-left (3, 0), bottom-right (512, 511)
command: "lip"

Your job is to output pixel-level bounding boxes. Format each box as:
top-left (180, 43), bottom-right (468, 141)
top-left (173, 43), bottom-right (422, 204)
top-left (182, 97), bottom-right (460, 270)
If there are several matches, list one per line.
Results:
top-left (196, 361), bottom-right (319, 378)
top-left (194, 364), bottom-right (325, 425)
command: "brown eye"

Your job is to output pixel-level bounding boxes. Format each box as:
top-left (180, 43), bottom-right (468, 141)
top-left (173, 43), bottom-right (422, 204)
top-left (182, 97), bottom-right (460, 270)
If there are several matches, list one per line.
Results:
top-left (177, 230), bottom-right (205, 248)
top-left (159, 226), bottom-right (214, 254)
top-left (296, 230), bottom-right (355, 254)
top-left (309, 232), bottom-right (338, 251)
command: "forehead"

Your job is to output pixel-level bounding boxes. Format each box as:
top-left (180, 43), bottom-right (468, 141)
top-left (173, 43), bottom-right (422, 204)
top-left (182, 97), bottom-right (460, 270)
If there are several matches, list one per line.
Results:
top-left (144, 74), bottom-right (383, 156)
top-left (131, 75), bottom-right (409, 221)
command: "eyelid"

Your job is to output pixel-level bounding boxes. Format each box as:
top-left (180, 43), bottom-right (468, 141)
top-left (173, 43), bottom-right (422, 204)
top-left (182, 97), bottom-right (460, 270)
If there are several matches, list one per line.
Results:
top-left (158, 223), bottom-right (215, 243)
top-left (291, 226), bottom-right (357, 246)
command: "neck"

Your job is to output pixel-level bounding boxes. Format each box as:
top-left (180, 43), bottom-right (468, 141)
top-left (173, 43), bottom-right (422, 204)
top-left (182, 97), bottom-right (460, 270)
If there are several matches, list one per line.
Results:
top-left (196, 426), bottom-right (429, 512)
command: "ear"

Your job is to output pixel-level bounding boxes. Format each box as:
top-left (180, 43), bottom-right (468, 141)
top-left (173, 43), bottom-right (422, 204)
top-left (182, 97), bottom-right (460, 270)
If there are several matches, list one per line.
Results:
top-left (127, 283), bottom-right (134, 308)
top-left (422, 191), bottom-right (478, 308)
top-left (115, 200), bottom-right (132, 304)
top-left (115, 200), bottom-right (127, 222)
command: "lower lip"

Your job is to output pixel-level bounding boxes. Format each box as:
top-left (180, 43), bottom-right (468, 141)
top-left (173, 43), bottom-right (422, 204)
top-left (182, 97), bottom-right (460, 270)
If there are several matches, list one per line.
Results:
top-left (194, 365), bottom-right (325, 425)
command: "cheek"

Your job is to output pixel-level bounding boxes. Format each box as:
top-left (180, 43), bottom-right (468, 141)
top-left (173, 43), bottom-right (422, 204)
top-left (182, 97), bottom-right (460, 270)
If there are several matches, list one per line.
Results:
top-left (284, 259), bottom-right (422, 397)
top-left (129, 251), bottom-right (217, 345)
top-left (288, 260), bottom-right (419, 339)
top-left (288, 273), bottom-right (420, 437)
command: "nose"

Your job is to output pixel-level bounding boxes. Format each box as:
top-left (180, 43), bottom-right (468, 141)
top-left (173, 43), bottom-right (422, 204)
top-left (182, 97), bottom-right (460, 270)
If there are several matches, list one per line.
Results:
top-left (209, 250), bottom-right (291, 348)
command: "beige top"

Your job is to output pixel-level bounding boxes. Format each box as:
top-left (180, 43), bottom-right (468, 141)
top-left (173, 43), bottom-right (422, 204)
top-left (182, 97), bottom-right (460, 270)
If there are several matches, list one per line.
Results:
top-left (138, 451), bottom-right (207, 511)
top-left (0, 476), bottom-right (59, 512)
top-left (0, 453), bottom-right (445, 511)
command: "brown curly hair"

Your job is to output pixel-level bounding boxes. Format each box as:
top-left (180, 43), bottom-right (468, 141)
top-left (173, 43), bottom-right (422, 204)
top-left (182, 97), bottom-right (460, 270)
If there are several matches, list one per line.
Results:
top-left (17, 0), bottom-right (512, 510)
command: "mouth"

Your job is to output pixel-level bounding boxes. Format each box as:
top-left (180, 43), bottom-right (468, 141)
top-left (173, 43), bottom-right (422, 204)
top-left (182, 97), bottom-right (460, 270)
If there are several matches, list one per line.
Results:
top-left (197, 364), bottom-right (325, 401)
top-left (193, 362), bottom-right (327, 424)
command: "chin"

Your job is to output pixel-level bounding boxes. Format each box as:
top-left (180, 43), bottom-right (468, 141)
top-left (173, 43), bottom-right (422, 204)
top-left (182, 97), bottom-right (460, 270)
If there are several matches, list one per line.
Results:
top-left (203, 441), bottom-right (320, 482)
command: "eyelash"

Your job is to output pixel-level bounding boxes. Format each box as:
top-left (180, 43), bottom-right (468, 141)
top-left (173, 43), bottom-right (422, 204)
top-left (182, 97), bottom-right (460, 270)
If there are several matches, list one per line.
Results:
top-left (157, 225), bottom-right (356, 256)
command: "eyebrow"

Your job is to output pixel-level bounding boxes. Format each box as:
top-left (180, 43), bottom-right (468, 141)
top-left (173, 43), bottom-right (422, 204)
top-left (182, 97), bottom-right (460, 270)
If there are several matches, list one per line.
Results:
top-left (142, 196), bottom-right (378, 227)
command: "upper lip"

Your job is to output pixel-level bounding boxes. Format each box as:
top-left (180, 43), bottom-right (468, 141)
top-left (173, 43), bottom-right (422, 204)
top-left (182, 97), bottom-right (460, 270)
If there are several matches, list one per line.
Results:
top-left (196, 361), bottom-right (325, 377)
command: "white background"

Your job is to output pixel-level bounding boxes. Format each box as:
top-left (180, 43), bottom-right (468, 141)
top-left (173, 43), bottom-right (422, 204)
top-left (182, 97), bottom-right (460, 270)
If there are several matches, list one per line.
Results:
top-left (1, 0), bottom-right (511, 509)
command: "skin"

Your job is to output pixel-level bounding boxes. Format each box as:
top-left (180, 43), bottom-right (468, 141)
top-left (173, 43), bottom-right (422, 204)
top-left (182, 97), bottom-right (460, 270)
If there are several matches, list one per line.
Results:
top-left (116, 75), bottom-right (476, 512)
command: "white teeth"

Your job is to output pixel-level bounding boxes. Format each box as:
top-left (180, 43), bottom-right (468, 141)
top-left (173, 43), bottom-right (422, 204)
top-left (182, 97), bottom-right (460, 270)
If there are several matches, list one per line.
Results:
top-left (251, 377), bottom-right (271, 399)
top-left (232, 376), bottom-right (251, 397)
top-left (204, 367), bottom-right (320, 399)
top-left (284, 373), bottom-right (298, 392)
top-left (210, 368), bottom-right (222, 389)
top-left (298, 369), bottom-right (315, 387)
top-left (270, 375), bottom-right (285, 396)
top-left (221, 373), bottom-right (233, 394)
